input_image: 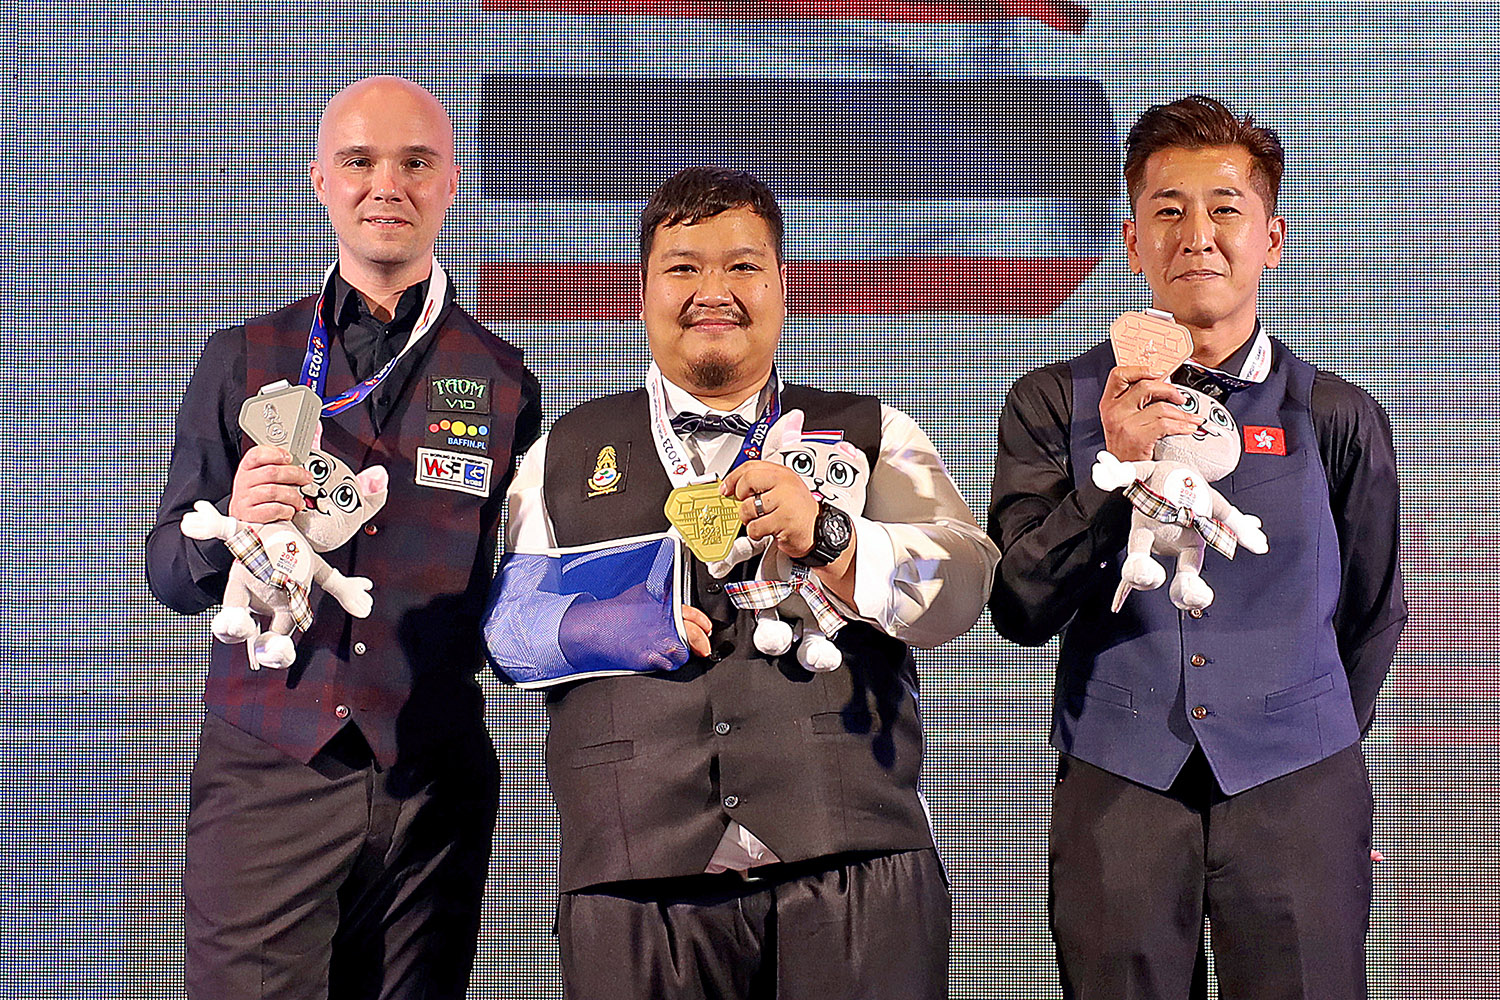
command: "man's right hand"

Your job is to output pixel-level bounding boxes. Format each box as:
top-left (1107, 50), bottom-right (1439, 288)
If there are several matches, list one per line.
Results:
top-left (1098, 366), bottom-right (1202, 461)
top-left (229, 446), bottom-right (312, 524)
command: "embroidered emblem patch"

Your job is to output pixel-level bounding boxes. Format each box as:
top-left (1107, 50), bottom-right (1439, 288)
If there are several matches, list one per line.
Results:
top-left (415, 447), bottom-right (493, 497)
top-left (1243, 425), bottom-right (1287, 456)
top-left (428, 376), bottom-right (491, 415)
top-left (587, 444), bottom-right (627, 497)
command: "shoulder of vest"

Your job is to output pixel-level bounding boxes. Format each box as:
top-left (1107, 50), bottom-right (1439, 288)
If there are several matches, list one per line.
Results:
top-left (245, 293), bottom-right (319, 332)
top-left (782, 382), bottom-right (878, 408)
top-left (1267, 336), bottom-right (1314, 374)
top-left (556, 389), bottom-right (646, 426)
top-left (1067, 340), bottom-right (1114, 368)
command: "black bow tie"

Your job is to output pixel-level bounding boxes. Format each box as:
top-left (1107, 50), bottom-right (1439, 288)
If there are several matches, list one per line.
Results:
top-left (670, 411), bottom-right (754, 438)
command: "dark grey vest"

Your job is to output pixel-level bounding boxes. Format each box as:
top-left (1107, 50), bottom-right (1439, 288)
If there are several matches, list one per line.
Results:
top-left (1059, 338), bottom-right (1358, 794)
top-left (541, 384), bottom-right (935, 892)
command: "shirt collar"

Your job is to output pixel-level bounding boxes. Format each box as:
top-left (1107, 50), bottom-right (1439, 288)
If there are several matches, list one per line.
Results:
top-left (1214, 320), bottom-right (1263, 380)
top-left (658, 371), bottom-right (768, 424)
top-left (329, 269), bottom-right (430, 334)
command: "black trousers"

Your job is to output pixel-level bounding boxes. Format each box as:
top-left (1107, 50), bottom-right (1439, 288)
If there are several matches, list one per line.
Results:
top-left (557, 847), bottom-right (951, 1000)
top-left (1049, 744), bottom-right (1374, 1000)
top-left (183, 711), bottom-right (499, 1000)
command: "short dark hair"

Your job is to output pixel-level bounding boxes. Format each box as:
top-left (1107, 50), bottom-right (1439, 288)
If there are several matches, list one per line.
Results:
top-left (639, 167), bottom-right (785, 269)
top-left (1124, 95), bottom-right (1285, 214)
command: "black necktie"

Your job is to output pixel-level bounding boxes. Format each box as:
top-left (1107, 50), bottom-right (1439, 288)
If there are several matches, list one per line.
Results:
top-left (670, 411), bottom-right (753, 438)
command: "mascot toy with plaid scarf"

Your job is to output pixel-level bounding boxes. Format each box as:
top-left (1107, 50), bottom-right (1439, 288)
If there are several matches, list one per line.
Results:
top-left (709, 409), bottom-right (868, 673)
top-left (1091, 381), bottom-right (1269, 613)
top-left (179, 432), bottom-right (389, 670)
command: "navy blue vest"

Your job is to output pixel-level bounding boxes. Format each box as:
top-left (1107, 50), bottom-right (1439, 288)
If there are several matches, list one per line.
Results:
top-left (1060, 338), bottom-right (1358, 794)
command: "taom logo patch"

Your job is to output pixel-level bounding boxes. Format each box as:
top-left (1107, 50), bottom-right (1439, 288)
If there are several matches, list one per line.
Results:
top-left (415, 448), bottom-right (493, 498)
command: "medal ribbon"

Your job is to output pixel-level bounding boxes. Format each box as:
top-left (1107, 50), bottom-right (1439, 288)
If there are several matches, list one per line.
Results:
top-left (645, 363), bottom-right (782, 490)
top-left (1179, 325), bottom-right (1273, 392)
top-left (299, 256), bottom-right (449, 414)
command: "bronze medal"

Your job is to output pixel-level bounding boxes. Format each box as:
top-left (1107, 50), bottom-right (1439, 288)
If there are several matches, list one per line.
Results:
top-left (1110, 310), bottom-right (1194, 372)
top-left (663, 482), bottom-right (743, 562)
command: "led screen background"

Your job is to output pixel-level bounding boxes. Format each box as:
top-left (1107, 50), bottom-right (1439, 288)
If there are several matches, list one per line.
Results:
top-left (3, 2), bottom-right (1496, 996)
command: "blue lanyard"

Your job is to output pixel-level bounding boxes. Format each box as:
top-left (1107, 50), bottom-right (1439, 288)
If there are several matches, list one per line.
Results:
top-left (728, 370), bottom-right (782, 472)
top-left (297, 260), bottom-right (447, 414)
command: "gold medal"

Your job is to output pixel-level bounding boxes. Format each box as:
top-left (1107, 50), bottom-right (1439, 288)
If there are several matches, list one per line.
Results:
top-left (1110, 310), bottom-right (1194, 372)
top-left (664, 482), bottom-right (743, 562)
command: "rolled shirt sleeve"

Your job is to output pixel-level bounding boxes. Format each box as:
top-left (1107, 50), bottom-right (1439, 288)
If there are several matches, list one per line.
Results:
top-left (845, 405), bottom-right (1000, 649)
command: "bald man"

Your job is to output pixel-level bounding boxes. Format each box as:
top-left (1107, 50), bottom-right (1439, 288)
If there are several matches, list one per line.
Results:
top-left (147, 77), bottom-right (542, 999)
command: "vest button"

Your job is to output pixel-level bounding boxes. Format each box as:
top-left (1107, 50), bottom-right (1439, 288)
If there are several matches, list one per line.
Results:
top-left (335, 704), bottom-right (350, 720)
top-left (714, 722), bottom-right (731, 736)
top-left (353, 642), bottom-right (367, 655)
top-left (705, 582), bottom-right (723, 594)
top-left (1189, 608), bottom-right (1204, 619)
top-left (1192, 705), bottom-right (1208, 720)
top-left (1190, 653), bottom-right (1207, 667)
top-left (364, 523), bottom-right (378, 536)
top-left (723, 795), bottom-right (740, 809)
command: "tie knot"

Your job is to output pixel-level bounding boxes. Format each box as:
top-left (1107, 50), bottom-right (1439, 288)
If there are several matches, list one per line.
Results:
top-left (671, 411), bottom-right (753, 438)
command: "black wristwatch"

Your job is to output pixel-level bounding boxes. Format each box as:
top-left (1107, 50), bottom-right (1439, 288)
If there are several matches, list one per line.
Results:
top-left (794, 501), bottom-right (853, 568)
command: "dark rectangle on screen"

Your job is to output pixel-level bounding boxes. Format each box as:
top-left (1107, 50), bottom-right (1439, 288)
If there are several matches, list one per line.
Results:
top-left (480, 75), bottom-right (1118, 201)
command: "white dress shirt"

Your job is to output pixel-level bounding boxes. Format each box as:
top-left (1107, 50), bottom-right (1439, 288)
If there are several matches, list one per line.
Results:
top-left (504, 372), bottom-right (1000, 870)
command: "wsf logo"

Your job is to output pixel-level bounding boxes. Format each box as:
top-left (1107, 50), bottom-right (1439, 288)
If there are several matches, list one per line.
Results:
top-left (415, 448), bottom-right (493, 498)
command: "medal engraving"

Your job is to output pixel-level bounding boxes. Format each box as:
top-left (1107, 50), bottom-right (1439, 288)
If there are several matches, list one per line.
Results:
top-left (1110, 310), bottom-right (1194, 371)
top-left (239, 381), bottom-right (322, 462)
top-left (664, 482), bottom-right (743, 562)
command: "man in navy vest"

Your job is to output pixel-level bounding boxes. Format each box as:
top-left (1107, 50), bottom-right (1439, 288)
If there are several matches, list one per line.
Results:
top-left (147, 77), bottom-right (541, 998)
top-left (497, 166), bottom-right (998, 998)
top-left (988, 96), bottom-right (1405, 998)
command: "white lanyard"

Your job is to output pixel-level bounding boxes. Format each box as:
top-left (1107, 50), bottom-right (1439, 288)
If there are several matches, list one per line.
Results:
top-left (302, 256), bottom-right (448, 416)
top-left (644, 363), bottom-right (781, 489)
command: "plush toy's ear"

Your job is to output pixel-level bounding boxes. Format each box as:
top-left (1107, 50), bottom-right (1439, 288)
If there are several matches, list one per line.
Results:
top-left (311, 421), bottom-right (324, 450)
top-left (764, 409), bottom-right (804, 454)
top-left (357, 465), bottom-right (390, 498)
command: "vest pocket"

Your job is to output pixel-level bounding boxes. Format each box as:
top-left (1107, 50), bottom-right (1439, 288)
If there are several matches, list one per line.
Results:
top-left (1264, 672), bottom-right (1333, 714)
top-left (1228, 448), bottom-right (1309, 494)
top-left (1077, 677), bottom-right (1133, 709)
top-left (568, 739), bottom-right (635, 768)
top-left (812, 710), bottom-right (874, 735)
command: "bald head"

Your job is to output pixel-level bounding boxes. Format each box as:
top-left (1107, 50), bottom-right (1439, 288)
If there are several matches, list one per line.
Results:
top-left (317, 76), bottom-right (454, 165)
top-left (310, 76), bottom-right (460, 294)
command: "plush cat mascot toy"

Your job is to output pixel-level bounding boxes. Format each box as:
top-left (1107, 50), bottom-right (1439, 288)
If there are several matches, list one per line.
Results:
top-left (708, 409), bottom-right (869, 672)
top-left (179, 430), bottom-right (389, 670)
top-left (1090, 381), bottom-right (1269, 612)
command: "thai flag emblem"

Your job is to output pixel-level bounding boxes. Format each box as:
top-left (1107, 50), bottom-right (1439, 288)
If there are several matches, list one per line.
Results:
top-left (473, 1), bottom-right (1115, 319)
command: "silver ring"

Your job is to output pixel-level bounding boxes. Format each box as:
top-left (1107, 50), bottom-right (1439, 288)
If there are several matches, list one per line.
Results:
top-left (752, 493), bottom-right (766, 518)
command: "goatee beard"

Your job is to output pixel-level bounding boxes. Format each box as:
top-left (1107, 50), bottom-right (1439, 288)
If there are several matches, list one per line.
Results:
top-left (686, 353), bottom-right (739, 391)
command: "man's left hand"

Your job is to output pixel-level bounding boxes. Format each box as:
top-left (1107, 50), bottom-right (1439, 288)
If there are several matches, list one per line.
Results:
top-left (722, 460), bottom-right (819, 560)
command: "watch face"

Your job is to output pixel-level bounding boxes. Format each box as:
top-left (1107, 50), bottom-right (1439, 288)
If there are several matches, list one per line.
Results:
top-left (822, 506), bottom-right (852, 547)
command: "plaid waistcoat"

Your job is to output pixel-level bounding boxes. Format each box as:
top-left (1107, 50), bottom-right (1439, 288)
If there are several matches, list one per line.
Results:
top-left (541, 385), bottom-right (935, 893)
top-left (204, 291), bottom-right (533, 769)
top-left (1060, 338), bottom-right (1357, 795)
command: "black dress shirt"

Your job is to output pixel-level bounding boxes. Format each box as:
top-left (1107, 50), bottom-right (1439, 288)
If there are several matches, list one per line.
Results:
top-left (987, 336), bottom-right (1407, 733)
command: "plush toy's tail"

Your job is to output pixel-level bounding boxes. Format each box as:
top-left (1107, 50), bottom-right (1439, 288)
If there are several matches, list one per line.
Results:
top-left (1110, 578), bottom-right (1134, 614)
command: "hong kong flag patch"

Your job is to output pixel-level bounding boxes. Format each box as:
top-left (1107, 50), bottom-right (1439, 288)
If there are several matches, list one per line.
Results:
top-left (1244, 425), bottom-right (1287, 455)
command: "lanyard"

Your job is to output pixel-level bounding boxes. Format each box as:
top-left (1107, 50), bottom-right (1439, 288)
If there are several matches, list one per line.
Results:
top-left (1180, 326), bottom-right (1273, 392)
top-left (645, 363), bottom-right (781, 489)
top-left (298, 257), bottom-right (448, 415)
